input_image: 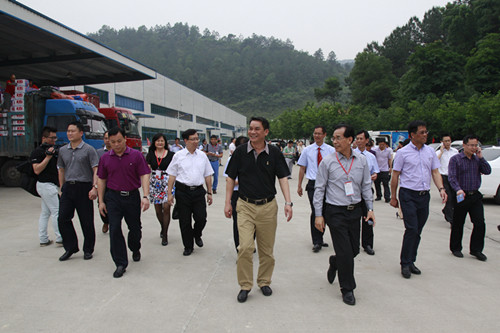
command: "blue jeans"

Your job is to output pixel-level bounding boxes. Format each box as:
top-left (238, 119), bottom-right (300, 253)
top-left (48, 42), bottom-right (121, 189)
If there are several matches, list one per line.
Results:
top-left (210, 160), bottom-right (219, 191)
top-left (36, 181), bottom-right (62, 243)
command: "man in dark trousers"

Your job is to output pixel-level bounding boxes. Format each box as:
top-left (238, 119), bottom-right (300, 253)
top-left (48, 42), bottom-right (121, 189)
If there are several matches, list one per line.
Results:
top-left (224, 116), bottom-right (293, 303)
top-left (167, 129), bottom-right (213, 256)
top-left (314, 124), bottom-right (375, 306)
top-left (448, 134), bottom-right (491, 261)
top-left (97, 127), bottom-right (151, 278)
top-left (57, 121), bottom-right (99, 261)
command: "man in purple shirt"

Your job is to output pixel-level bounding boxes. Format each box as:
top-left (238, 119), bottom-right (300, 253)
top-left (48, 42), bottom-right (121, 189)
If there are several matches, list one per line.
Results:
top-left (448, 134), bottom-right (491, 261)
top-left (390, 120), bottom-right (447, 279)
top-left (97, 127), bottom-right (151, 278)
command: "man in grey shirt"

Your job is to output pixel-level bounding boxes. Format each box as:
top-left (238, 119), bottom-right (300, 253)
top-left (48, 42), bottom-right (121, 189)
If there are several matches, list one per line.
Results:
top-left (314, 124), bottom-right (375, 306)
top-left (57, 121), bottom-right (99, 261)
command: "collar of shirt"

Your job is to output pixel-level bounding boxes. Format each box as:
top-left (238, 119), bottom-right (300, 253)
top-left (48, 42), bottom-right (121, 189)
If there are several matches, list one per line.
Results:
top-left (247, 141), bottom-right (269, 154)
top-left (109, 146), bottom-right (131, 156)
top-left (67, 141), bottom-right (84, 150)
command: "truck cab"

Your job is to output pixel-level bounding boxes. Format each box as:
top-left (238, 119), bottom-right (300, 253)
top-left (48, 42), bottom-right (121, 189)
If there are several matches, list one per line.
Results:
top-left (99, 107), bottom-right (142, 150)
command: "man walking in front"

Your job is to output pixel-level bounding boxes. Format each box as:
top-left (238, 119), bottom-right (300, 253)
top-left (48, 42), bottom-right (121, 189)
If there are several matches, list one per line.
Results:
top-left (390, 120), bottom-right (447, 279)
top-left (224, 116), bottom-right (293, 303)
top-left (448, 134), bottom-right (491, 261)
top-left (373, 140), bottom-right (392, 202)
top-left (30, 126), bottom-right (62, 247)
top-left (297, 125), bottom-right (335, 253)
top-left (167, 129), bottom-right (213, 256)
top-left (97, 127), bottom-right (151, 278)
top-left (354, 130), bottom-right (380, 255)
top-left (436, 134), bottom-right (458, 224)
top-left (205, 135), bottom-right (223, 194)
top-left (314, 124), bottom-right (375, 306)
top-left (57, 121), bottom-right (99, 261)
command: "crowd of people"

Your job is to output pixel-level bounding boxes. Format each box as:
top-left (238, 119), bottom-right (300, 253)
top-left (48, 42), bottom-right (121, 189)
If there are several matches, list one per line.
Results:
top-left (29, 117), bottom-right (495, 306)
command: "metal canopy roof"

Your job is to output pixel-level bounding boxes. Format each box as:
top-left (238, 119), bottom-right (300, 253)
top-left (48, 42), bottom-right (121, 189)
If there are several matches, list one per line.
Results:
top-left (0, 0), bottom-right (156, 87)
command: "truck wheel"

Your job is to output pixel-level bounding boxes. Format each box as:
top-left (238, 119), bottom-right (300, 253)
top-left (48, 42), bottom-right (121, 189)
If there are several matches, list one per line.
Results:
top-left (1, 160), bottom-right (22, 187)
top-left (495, 186), bottom-right (500, 205)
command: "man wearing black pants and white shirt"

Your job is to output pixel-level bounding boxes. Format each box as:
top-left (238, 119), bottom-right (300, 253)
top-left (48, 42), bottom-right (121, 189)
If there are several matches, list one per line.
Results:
top-left (436, 134), bottom-right (458, 224)
top-left (57, 121), bottom-right (99, 261)
top-left (167, 129), bottom-right (213, 256)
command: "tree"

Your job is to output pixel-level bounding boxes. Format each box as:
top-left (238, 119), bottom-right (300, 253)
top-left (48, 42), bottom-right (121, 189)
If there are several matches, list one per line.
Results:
top-left (419, 6), bottom-right (445, 44)
top-left (442, 1), bottom-right (477, 55)
top-left (348, 52), bottom-right (398, 108)
top-left (314, 77), bottom-right (342, 103)
top-left (313, 48), bottom-right (324, 61)
top-left (465, 33), bottom-right (500, 94)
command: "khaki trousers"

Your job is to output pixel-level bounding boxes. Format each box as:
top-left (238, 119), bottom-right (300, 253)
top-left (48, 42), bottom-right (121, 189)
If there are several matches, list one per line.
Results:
top-left (236, 198), bottom-right (278, 290)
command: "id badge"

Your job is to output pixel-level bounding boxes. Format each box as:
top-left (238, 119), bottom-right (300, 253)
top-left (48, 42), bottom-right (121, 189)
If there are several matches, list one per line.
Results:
top-left (155, 170), bottom-right (162, 180)
top-left (344, 181), bottom-right (354, 196)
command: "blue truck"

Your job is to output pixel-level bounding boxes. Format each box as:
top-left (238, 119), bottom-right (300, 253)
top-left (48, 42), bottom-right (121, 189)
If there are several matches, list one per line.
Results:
top-left (0, 89), bottom-right (107, 186)
top-left (368, 130), bottom-right (409, 150)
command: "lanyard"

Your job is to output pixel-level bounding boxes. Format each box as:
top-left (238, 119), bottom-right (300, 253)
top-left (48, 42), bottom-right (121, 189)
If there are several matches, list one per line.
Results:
top-left (155, 151), bottom-right (165, 168)
top-left (335, 152), bottom-right (354, 176)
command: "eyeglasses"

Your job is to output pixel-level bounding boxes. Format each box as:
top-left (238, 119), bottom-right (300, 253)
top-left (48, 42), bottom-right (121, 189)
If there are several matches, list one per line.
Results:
top-left (466, 144), bottom-right (479, 148)
top-left (331, 136), bottom-right (345, 142)
top-left (417, 130), bottom-right (429, 135)
top-left (188, 138), bottom-right (200, 142)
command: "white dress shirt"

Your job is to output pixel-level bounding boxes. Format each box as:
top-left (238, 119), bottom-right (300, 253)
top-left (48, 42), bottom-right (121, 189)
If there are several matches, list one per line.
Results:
top-left (166, 149), bottom-right (213, 186)
top-left (297, 142), bottom-right (335, 180)
top-left (436, 147), bottom-right (459, 175)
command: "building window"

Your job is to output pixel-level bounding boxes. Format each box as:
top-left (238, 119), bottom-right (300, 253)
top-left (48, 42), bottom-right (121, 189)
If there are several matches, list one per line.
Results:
top-left (141, 126), bottom-right (177, 145)
top-left (196, 116), bottom-right (217, 127)
top-left (84, 86), bottom-right (109, 104)
top-left (150, 104), bottom-right (193, 121)
top-left (116, 94), bottom-right (144, 111)
top-left (220, 122), bottom-right (235, 131)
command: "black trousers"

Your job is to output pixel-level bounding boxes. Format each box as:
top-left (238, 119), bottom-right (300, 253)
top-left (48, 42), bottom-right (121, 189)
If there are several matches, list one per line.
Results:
top-left (325, 203), bottom-right (362, 292)
top-left (231, 190), bottom-right (239, 250)
top-left (441, 175), bottom-right (455, 223)
top-left (450, 191), bottom-right (485, 253)
top-left (58, 182), bottom-right (95, 254)
top-left (105, 189), bottom-right (142, 267)
top-left (375, 171), bottom-right (391, 200)
top-left (307, 180), bottom-right (326, 245)
top-left (175, 186), bottom-right (207, 250)
top-left (399, 188), bottom-right (430, 266)
top-left (360, 199), bottom-right (373, 249)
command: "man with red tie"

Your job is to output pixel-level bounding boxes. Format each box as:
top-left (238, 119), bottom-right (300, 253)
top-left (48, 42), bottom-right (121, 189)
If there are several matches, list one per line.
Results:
top-left (297, 126), bottom-right (336, 252)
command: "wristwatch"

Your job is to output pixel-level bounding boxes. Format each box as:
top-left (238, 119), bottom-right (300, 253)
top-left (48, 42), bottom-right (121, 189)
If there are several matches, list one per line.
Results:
top-left (285, 202), bottom-right (293, 207)
top-left (93, 184), bottom-right (98, 189)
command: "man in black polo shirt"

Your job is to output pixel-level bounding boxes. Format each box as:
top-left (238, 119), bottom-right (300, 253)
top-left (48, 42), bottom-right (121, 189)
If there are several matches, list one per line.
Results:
top-left (225, 116), bottom-right (293, 303)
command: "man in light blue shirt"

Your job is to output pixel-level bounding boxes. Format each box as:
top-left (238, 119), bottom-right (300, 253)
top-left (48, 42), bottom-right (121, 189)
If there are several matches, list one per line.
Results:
top-left (297, 125), bottom-right (335, 252)
top-left (391, 120), bottom-right (447, 279)
top-left (355, 130), bottom-right (380, 255)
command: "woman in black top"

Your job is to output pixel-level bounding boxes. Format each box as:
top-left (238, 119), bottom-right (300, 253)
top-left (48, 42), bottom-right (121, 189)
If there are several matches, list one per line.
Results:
top-left (146, 133), bottom-right (175, 246)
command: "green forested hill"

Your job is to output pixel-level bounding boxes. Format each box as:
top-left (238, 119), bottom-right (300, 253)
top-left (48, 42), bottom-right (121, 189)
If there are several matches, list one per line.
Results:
top-left (88, 24), bottom-right (350, 118)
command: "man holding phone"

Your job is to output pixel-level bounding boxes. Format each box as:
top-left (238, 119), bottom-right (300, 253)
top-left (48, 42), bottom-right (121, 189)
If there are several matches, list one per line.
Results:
top-left (447, 134), bottom-right (491, 261)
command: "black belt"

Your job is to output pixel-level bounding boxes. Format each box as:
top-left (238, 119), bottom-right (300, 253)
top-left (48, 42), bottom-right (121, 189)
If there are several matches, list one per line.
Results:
top-left (66, 181), bottom-right (91, 185)
top-left (403, 188), bottom-right (430, 196)
top-left (464, 190), bottom-right (479, 196)
top-left (175, 182), bottom-right (203, 191)
top-left (108, 188), bottom-right (139, 196)
top-left (326, 202), bottom-right (362, 211)
top-left (239, 194), bottom-right (275, 205)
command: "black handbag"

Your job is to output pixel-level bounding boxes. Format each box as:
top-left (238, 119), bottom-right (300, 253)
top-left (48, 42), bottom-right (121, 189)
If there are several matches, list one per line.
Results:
top-left (16, 160), bottom-right (40, 197)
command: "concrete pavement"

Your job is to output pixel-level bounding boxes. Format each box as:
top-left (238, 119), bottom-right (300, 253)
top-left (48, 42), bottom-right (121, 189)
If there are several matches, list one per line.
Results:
top-left (0, 152), bottom-right (499, 332)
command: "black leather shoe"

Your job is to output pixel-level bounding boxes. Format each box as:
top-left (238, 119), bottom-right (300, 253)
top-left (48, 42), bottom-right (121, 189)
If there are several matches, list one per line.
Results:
top-left (342, 291), bottom-right (356, 306)
top-left (375, 197), bottom-right (382, 201)
top-left (260, 286), bottom-right (272, 296)
top-left (321, 243), bottom-right (329, 247)
top-left (161, 239), bottom-right (168, 246)
top-left (452, 251), bottom-right (464, 258)
top-left (312, 244), bottom-right (321, 253)
top-left (409, 263), bottom-right (421, 275)
top-left (59, 250), bottom-right (78, 261)
top-left (470, 251), bottom-right (487, 261)
top-left (183, 248), bottom-right (193, 256)
top-left (364, 245), bottom-right (375, 255)
top-left (113, 266), bottom-right (126, 278)
top-left (83, 252), bottom-right (93, 260)
top-left (132, 251), bottom-right (141, 262)
top-left (327, 255), bottom-right (337, 284)
top-left (195, 238), bottom-right (204, 248)
top-left (385, 198), bottom-right (390, 203)
top-left (401, 265), bottom-right (411, 279)
top-left (237, 290), bottom-right (250, 303)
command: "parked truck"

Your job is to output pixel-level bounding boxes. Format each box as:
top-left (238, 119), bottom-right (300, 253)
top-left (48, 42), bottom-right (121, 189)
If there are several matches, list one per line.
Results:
top-left (368, 130), bottom-right (409, 150)
top-left (0, 88), bottom-right (107, 186)
top-left (98, 107), bottom-right (142, 151)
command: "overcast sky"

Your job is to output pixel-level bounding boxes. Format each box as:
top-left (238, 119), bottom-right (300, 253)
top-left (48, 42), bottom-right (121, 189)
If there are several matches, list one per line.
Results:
top-left (19, 0), bottom-right (451, 60)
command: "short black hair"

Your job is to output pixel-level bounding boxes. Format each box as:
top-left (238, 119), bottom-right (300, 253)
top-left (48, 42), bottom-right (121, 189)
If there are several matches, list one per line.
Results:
top-left (288, 140), bottom-right (294, 144)
top-left (441, 133), bottom-right (451, 140)
top-left (334, 124), bottom-right (355, 141)
top-left (463, 134), bottom-right (479, 144)
top-left (181, 129), bottom-right (197, 140)
top-left (175, 137), bottom-right (180, 141)
top-left (355, 129), bottom-right (369, 140)
top-left (108, 126), bottom-right (125, 138)
top-left (41, 126), bottom-right (57, 138)
top-left (250, 116), bottom-right (270, 130)
top-left (314, 125), bottom-right (327, 134)
top-left (408, 120), bottom-right (426, 135)
top-left (210, 135), bottom-right (217, 139)
top-left (68, 121), bottom-right (84, 132)
top-left (235, 136), bottom-right (249, 147)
